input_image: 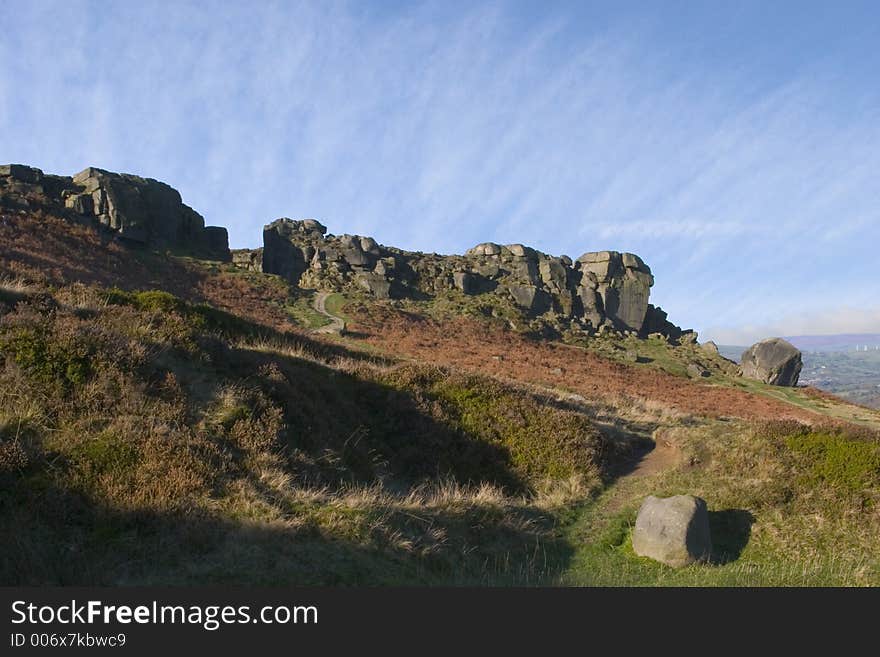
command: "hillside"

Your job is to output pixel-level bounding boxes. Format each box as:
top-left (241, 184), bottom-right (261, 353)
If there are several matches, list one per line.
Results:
top-left (2, 165), bottom-right (880, 586)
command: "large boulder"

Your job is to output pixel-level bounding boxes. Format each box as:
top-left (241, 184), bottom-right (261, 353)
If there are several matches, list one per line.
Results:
top-left (0, 164), bottom-right (42, 184)
top-left (507, 285), bottom-right (550, 314)
top-left (70, 167), bottom-right (224, 252)
top-left (740, 338), bottom-right (802, 386)
top-left (262, 219), bottom-right (315, 284)
top-left (632, 495), bottom-right (712, 567)
top-left (577, 251), bottom-right (653, 332)
top-left (0, 164), bottom-right (229, 259)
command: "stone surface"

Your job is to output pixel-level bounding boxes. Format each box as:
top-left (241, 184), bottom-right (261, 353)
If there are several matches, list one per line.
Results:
top-left (256, 219), bottom-right (686, 336)
top-left (632, 495), bottom-right (712, 567)
top-left (232, 249), bottom-right (263, 272)
top-left (740, 338), bottom-right (803, 386)
top-left (465, 242), bottom-right (502, 257)
top-left (0, 163), bottom-right (690, 338)
top-left (575, 251), bottom-right (653, 332)
top-left (0, 164), bottom-right (230, 260)
top-left (452, 271), bottom-right (478, 295)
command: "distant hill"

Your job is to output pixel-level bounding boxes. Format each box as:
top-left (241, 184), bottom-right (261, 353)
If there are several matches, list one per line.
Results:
top-left (717, 345), bottom-right (747, 363)
top-left (785, 334), bottom-right (880, 352)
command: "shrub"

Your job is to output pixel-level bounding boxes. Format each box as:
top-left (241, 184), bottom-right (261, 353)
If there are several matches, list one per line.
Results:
top-left (70, 430), bottom-right (140, 477)
top-left (104, 287), bottom-right (258, 339)
top-left (380, 367), bottom-right (606, 487)
top-left (1, 326), bottom-right (91, 388)
top-left (785, 431), bottom-right (880, 493)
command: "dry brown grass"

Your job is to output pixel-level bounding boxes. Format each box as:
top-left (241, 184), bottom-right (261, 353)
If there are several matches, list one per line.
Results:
top-left (350, 306), bottom-right (844, 424)
top-left (0, 282), bottom-right (601, 584)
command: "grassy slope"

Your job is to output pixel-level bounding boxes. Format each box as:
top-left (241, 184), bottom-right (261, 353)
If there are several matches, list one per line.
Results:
top-left (1, 211), bottom-right (879, 586)
top-left (338, 294), bottom-right (880, 585)
top-left (0, 283), bottom-right (622, 585)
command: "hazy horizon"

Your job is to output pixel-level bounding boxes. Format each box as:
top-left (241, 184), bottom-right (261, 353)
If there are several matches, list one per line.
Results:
top-left (2, 1), bottom-right (878, 343)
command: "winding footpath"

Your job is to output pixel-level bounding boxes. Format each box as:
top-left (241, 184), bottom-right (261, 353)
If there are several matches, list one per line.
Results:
top-left (312, 292), bottom-right (346, 335)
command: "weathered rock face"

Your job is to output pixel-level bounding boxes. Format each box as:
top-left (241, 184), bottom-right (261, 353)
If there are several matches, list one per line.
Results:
top-left (261, 218), bottom-right (407, 298)
top-left (231, 248), bottom-right (263, 272)
top-left (740, 338), bottom-right (803, 386)
top-left (632, 495), bottom-right (712, 568)
top-left (258, 219), bottom-right (685, 338)
top-left (0, 164), bottom-right (229, 260)
top-left (576, 251), bottom-right (653, 332)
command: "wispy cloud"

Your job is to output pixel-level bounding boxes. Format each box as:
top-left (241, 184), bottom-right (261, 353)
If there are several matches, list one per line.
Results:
top-left (1, 1), bottom-right (878, 339)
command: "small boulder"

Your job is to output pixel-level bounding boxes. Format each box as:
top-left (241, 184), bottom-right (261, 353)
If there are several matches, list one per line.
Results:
top-left (687, 362), bottom-right (710, 378)
top-left (740, 337), bottom-right (802, 386)
top-left (356, 273), bottom-right (391, 299)
top-left (632, 495), bottom-right (712, 567)
top-left (701, 340), bottom-right (720, 355)
top-left (301, 219), bottom-right (327, 235)
top-left (505, 243), bottom-right (530, 258)
top-left (679, 331), bottom-right (699, 345)
top-left (466, 242), bottom-right (501, 257)
top-left (359, 236), bottom-right (380, 255)
top-left (507, 285), bottom-right (550, 314)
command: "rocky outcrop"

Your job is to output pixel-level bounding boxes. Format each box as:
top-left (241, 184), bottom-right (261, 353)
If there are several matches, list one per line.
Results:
top-left (632, 495), bottom-right (712, 567)
top-left (577, 251), bottom-right (652, 332)
top-left (0, 164), bottom-right (229, 260)
top-left (231, 248), bottom-right (263, 272)
top-left (740, 338), bottom-right (803, 386)
top-left (261, 218), bottom-right (406, 299)
top-left (258, 219), bottom-right (686, 338)
top-left (1, 161), bottom-right (685, 339)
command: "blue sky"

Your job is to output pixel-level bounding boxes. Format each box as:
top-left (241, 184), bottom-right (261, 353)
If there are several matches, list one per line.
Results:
top-left (1, 1), bottom-right (878, 343)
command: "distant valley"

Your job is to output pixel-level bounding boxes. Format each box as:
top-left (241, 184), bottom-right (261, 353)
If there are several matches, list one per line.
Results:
top-left (720, 335), bottom-right (880, 409)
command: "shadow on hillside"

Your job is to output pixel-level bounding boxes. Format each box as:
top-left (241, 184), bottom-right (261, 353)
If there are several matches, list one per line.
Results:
top-left (546, 395), bottom-right (658, 482)
top-left (222, 344), bottom-right (529, 492)
top-left (0, 477), bottom-right (573, 586)
top-left (708, 509), bottom-right (755, 565)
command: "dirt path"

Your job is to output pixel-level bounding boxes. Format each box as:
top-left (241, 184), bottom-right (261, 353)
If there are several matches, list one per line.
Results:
top-left (625, 436), bottom-right (681, 479)
top-left (312, 292), bottom-right (346, 335)
top-left (599, 430), bottom-right (684, 514)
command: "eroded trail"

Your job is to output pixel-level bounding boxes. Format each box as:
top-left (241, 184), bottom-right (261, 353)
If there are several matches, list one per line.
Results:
top-left (312, 292), bottom-right (346, 335)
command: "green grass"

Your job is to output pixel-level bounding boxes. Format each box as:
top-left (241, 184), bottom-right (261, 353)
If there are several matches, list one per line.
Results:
top-left (0, 282), bottom-right (608, 585)
top-left (3, 279), bottom-right (879, 586)
top-left (557, 420), bottom-right (880, 586)
top-left (285, 293), bottom-right (331, 329)
top-left (323, 293), bottom-right (349, 320)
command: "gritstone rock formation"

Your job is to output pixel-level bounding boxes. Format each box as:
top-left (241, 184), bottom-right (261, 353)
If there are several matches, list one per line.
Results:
top-left (257, 218), bottom-right (688, 338)
top-left (0, 164), bottom-right (229, 260)
top-left (740, 338), bottom-right (803, 387)
top-left (1, 162), bottom-right (690, 341)
top-left (632, 495), bottom-right (712, 567)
